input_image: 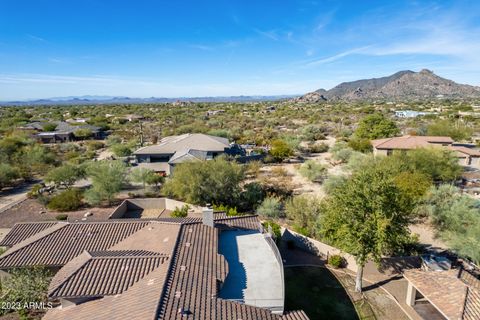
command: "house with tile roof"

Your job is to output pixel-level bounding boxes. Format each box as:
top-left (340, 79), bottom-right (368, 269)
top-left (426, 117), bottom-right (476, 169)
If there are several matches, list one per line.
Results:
top-left (0, 210), bottom-right (308, 320)
top-left (134, 133), bottom-right (235, 175)
top-left (371, 135), bottom-right (480, 168)
top-left (404, 267), bottom-right (480, 319)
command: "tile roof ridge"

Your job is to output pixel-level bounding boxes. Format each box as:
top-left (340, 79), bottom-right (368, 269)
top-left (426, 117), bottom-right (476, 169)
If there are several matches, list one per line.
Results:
top-left (215, 214), bottom-right (258, 220)
top-left (89, 251), bottom-right (170, 259)
top-left (0, 222), bottom-right (67, 260)
top-left (48, 250), bottom-right (93, 297)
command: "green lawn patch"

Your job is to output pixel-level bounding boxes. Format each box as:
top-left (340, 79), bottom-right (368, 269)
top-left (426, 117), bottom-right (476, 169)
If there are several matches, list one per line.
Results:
top-left (284, 266), bottom-right (359, 320)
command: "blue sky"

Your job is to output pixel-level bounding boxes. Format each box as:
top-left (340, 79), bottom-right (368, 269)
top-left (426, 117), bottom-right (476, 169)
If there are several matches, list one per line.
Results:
top-left (0, 0), bottom-right (479, 100)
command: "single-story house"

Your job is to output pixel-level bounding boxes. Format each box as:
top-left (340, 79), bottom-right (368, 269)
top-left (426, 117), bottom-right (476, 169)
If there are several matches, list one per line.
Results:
top-left (0, 206), bottom-right (307, 320)
top-left (134, 133), bottom-right (233, 175)
top-left (371, 135), bottom-right (480, 168)
top-left (20, 121), bottom-right (103, 143)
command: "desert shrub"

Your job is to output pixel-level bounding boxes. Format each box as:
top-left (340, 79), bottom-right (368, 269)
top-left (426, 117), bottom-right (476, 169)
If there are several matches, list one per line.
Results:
top-left (256, 196), bottom-right (284, 218)
top-left (263, 220), bottom-right (282, 242)
top-left (239, 182), bottom-right (265, 211)
top-left (330, 142), bottom-right (354, 163)
top-left (0, 266), bottom-right (51, 318)
top-left (417, 185), bottom-right (480, 263)
top-left (47, 189), bottom-right (83, 212)
top-left (213, 204), bottom-right (239, 216)
top-left (328, 255), bottom-right (344, 268)
top-left (111, 144), bottom-right (132, 157)
top-left (427, 119), bottom-right (473, 141)
top-left (307, 142), bottom-right (329, 153)
top-left (27, 184), bottom-right (43, 198)
top-left (269, 139), bottom-right (294, 162)
top-left (106, 135), bottom-right (122, 146)
top-left (302, 125), bottom-right (327, 141)
top-left (323, 175), bottom-right (348, 194)
top-left (348, 138), bottom-right (372, 152)
top-left (85, 140), bottom-right (104, 151)
top-left (298, 160), bottom-right (326, 182)
top-left (74, 128), bottom-right (93, 139)
top-left (271, 166), bottom-right (289, 177)
top-left (0, 163), bottom-right (19, 189)
top-left (170, 205), bottom-right (190, 218)
top-left (42, 122), bottom-right (57, 131)
top-left (55, 213), bottom-right (69, 220)
top-left (285, 195), bottom-right (323, 237)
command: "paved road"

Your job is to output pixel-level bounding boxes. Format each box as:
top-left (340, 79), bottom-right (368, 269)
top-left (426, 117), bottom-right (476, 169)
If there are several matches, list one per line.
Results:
top-left (0, 182), bottom-right (36, 213)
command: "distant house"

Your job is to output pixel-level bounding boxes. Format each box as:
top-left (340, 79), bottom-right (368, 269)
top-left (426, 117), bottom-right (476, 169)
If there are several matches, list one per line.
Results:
top-left (371, 135), bottom-right (480, 168)
top-left (394, 110), bottom-right (432, 118)
top-left (134, 133), bottom-right (233, 175)
top-left (37, 132), bottom-right (75, 143)
top-left (26, 121), bottom-right (103, 143)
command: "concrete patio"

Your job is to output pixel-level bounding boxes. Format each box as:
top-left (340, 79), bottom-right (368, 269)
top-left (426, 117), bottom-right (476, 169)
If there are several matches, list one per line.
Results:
top-left (218, 230), bottom-right (284, 313)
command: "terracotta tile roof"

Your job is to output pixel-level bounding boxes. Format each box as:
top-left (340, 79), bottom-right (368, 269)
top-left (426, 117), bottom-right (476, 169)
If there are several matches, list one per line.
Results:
top-left (371, 135), bottom-right (453, 150)
top-left (404, 268), bottom-right (480, 319)
top-left (48, 250), bottom-right (169, 299)
top-left (463, 287), bottom-right (480, 320)
top-left (282, 310), bottom-right (310, 320)
top-left (157, 219), bottom-right (304, 320)
top-left (215, 215), bottom-right (262, 231)
top-left (44, 221), bottom-right (180, 320)
top-left (449, 146), bottom-right (480, 157)
top-left (0, 222), bottom-right (58, 247)
top-left (3, 215), bottom-right (307, 320)
top-left (0, 221), bottom-right (150, 268)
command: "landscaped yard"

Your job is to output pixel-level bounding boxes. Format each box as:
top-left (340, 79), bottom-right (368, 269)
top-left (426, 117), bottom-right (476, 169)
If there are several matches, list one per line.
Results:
top-left (284, 266), bottom-right (359, 320)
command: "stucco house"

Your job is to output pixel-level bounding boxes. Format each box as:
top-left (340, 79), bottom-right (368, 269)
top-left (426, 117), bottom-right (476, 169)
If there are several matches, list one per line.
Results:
top-left (133, 133), bottom-right (232, 175)
top-left (371, 135), bottom-right (480, 168)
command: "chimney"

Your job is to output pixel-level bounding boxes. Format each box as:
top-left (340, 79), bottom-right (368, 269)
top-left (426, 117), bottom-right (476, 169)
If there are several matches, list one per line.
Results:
top-left (202, 206), bottom-right (214, 227)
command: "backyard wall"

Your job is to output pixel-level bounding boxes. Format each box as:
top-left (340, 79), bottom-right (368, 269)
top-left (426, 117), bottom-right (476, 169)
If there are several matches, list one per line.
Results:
top-left (281, 228), bottom-right (421, 276)
top-left (109, 198), bottom-right (203, 219)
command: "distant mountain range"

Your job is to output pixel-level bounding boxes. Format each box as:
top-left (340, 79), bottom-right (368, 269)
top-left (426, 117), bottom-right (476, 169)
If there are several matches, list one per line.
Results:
top-left (0, 94), bottom-right (298, 106)
top-left (296, 69), bottom-right (480, 102)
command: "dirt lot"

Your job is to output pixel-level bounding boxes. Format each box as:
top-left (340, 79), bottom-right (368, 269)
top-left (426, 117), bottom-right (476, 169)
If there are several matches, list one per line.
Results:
top-left (0, 198), bottom-right (115, 228)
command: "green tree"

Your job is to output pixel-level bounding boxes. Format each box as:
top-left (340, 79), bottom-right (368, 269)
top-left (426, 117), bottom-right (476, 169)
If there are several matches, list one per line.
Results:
top-left (0, 163), bottom-right (19, 189)
top-left (45, 164), bottom-right (85, 188)
top-left (320, 164), bottom-right (415, 292)
top-left (269, 139), bottom-right (294, 162)
top-left (354, 113), bottom-right (400, 140)
top-left (285, 195), bottom-right (323, 237)
top-left (162, 157), bottom-right (244, 206)
top-left (418, 185), bottom-right (480, 263)
top-left (427, 119), bottom-right (473, 141)
top-left (129, 167), bottom-right (158, 190)
top-left (0, 266), bottom-right (51, 318)
top-left (391, 147), bottom-right (462, 182)
top-left (84, 161), bottom-right (127, 205)
top-left (256, 196), bottom-right (283, 218)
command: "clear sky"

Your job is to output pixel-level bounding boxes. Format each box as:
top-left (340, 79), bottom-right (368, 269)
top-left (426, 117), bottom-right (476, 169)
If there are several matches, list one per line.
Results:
top-left (0, 0), bottom-right (479, 100)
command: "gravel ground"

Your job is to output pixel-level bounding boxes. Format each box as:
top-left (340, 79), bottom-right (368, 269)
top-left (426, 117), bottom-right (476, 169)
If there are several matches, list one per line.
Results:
top-left (0, 198), bottom-right (114, 228)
